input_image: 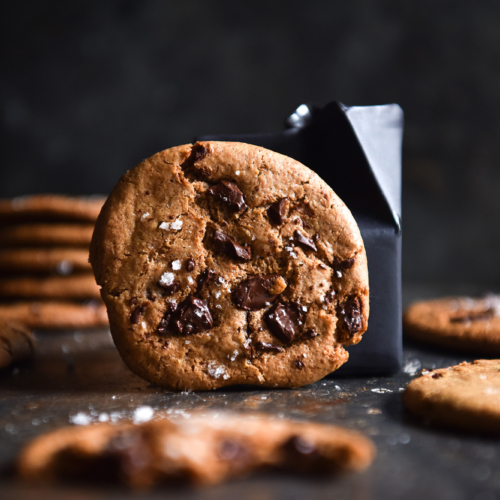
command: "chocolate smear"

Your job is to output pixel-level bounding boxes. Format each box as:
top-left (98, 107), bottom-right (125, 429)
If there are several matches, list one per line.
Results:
top-left (208, 180), bottom-right (247, 212)
top-left (450, 308), bottom-right (495, 323)
top-left (158, 295), bottom-right (213, 336)
top-left (197, 269), bottom-right (217, 292)
top-left (130, 303), bottom-right (148, 324)
top-left (294, 230), bottom-right (317, 252)
top-left (255, 341), bottom-right (284, 354)
top-left (213, 230), bottom-right (252, 260)
top-left (339, 296), bottom-right (363, 335)
top-left (232, 274), bottom-right (281, 310)
top-left (186, 258), bottom-right (195, 272)
top-left (264, 302), bottom-right (304, 344)
top-left (267, 198), bottom-right (288, 225)
top-left (333, 257), bottom-right (355, 278)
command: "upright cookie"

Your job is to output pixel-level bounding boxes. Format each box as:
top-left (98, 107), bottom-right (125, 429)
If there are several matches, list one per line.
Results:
top-left (90, 142), bottom-right (369, 390)
top-left (0, 248), bottom-right (92, 275)
top-left (0, 321), bottom-right (34, 369)
top-left (0, 194), bottom-right (105, 223)
top-left (404, 294), bottom-right (500, 354)
top-left (18, 412), bottom-right (375, 487)
top-left (0, 301), bottom-right (108, 329)
top-left (0, 223), bottom-right (94, 247)
top-left (403, 360), bottom-right (500, 434)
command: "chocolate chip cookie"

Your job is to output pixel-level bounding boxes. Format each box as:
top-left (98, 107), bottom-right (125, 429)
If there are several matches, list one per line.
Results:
top-left (18, 412), bottom-right (375, 487)
top-left (0, 321), bottom-right (34, 369)
top-left (90, 141), bottom-right (369, 390)
top-left (404, 294), bottom-right (500, 354)
top-left (0, 223), bottom-right (94, 247)
top-left (0, 194), bottom-right (105, 223)
top-left (403, 360), bottom-right (500, 434)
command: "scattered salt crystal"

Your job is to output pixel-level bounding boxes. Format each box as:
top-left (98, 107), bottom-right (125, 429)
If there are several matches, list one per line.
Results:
top-left (141, 212), bottom-right (150, 219)
top-left (215, 292), bottom-right (221, 298)
top-left (235, 170), bottom-right (240, 175)
top-left (159, 272), bottom-right (175, 286)
top-left (141, 321), bottom-right (147, 329)
top-left (159, 222), bottom-right (170, 230)
top-left (208, 361), bottom-right (228, 379)
top-left (371, 388), bottom-right (393, 394)
top-left (171, 220), bottom-right (183, 230)
top-left (187, 276), bottom-right (194, 284)
top-left (290, 252), bottom-right (297, 258)
top-left (335, 385), bottom-right (341, 390)
top-left (230, 350), bottom-right (238, 362)
top-left (172, 260), bottom-right (181, 270)
top-left (70, 412), bottom-right (91, 426)
top-left (403, 359), bottom-right (421, 376)
top-left (218, 277), bottom-right (225, 284)
top-left (252, 235), bottom-right (256, 240)
top-left (302, 306), bottom-right (308, 312)
top-left (185, 341), bottom-right (190, 344)
top-left (133, 406), bottom-right (154, 424)
top-left (285, 246), bottom-right (293, 252)
top-left (216, 305), bottom-right (222, 309)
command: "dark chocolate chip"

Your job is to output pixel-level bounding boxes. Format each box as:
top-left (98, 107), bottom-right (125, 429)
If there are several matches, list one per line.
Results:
top-left (130, 303), bottom-right (148, 324)
top-left (208, 180), bottom-right (247, 212)
top-left (294, 230), bottom-right (317, 252)
top-left (302, 218), bottom-right (312, 229)
top-left (197, 269), bottom-right (217, 292)
top-left (157, 295), bottom-right (213, 336)
top-left (324, 290), bottom-right (336, 306)
top-left (186, 258), bottom-right (195, 272)
top-left (267, 198), bottom-right (288, 225)
top-left (255, 341), bottom-right (284, 354)
top-left (232, 274), bottom-right (281, 310)
top-left (332, 257), bottom-right (355, 278)
top-left (339, 296), bottom-right (363, 335)
top-left (304, 329), bottom-right (318, 339)
top-left (450, 308), bottom-right (495, 323)
top-left (213, 230), bottom-right (252, 260)
top-left (192, 143), bottom-right (208, 163)
top-left (432, 372), bottom-right (443, 379)
top-left (264, 302), bottom-right (304, 344)
top-left (295, 359), bottom-right (305, 370)
top-left (157, 281), bottom-right (180, 296)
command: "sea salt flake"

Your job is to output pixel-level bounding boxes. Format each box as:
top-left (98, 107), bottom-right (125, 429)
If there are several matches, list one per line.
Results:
top-left (235, 170), bottom-right (240, 175)
top-left (371, 388), bottom-right (393, 394)
top-left (187, 276), bottom-right (194, 284)
top-left (403, 359), bottom-right (421, 376)
top-left (159, 222), bottom-right (170, 230)
top-left (285, 246), bottom-right (293, 252)
top-left (208, 361), bottom-right (228, 379)
top-left (172, 260), bottom-right (181, 270)
top-left (159, 272), bottom-right (175, 286)
top-left (230, 350), bottom-right (238, 361)
top-left (70, 412), bottom-right (91, 426)
top-left (141, 321), bottom-right (147, 329)
top-left (290, 252), bottom-right (297, 258)
top-left (171, 220), bottom-right (183, 230)
top-left (302, 306), bottom-right (308, 312)
top-left (215, 292), bottom-right (221, 298)
top-left (133, 406), bottom-right (154, 424)
top-left (141, 212), bottom-right (150, 219)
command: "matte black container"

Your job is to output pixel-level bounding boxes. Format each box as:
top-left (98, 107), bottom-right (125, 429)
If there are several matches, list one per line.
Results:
top-left (199, 102), bottom-right (403, 375)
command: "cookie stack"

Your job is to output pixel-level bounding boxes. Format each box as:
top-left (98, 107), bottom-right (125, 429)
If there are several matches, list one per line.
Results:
top-left (0, 195), bottom-right (108, 329)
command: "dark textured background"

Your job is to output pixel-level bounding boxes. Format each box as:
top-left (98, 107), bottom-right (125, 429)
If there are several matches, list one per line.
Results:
top-left (1, 0), bottom-right (500, 288)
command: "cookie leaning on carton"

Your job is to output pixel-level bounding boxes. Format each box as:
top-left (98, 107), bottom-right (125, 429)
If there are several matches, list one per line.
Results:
top-left (90, 141), bottom-right (369, 390)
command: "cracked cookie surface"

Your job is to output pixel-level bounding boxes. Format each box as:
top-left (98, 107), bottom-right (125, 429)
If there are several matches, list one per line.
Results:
top-left (90, 142), bottom-right (369, 390)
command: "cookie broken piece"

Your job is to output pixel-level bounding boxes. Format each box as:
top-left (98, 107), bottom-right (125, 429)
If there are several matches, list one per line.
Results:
top-left (90, 141), bottom-right (369, 390)
top-left (17, 412), bottom-right (375, 488)
top-left (403, 360), bottom-right (500, 434)
top-left (0, 321), bottom-right (34, 369)
top-left (403, 295), bottom-right (500, 354)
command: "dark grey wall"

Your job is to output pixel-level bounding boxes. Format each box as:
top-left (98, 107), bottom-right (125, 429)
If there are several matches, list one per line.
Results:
top-left (1, 1), bottom-right (500, 287)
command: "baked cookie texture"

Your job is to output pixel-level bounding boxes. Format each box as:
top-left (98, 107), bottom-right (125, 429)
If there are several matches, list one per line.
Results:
top-left (403, 360), bottom-right (500, 434)
top-left (18, 412), bottom-right (375, 488)
top-left (90, 141), bottom-right (369, 390)
top-left (404, 295), bottom-right (500, 354)
top-left (0, 321), bottom-right (34, 369)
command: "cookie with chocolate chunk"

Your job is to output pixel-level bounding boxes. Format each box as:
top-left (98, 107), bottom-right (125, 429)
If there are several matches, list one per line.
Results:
top-left (18, 411), bottom-right (375, 487)
top-left (90, 141), bottom-right (369, 390)
top-left (0, 321), bottom-right (34, 369)
top-left (404, 295), bottom-right (500, 354)
top-left (403, 360), bottom-right (500, 434)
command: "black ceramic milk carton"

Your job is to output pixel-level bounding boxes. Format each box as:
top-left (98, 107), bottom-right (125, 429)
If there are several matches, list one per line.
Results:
top-left (199, 101), bottom-right (403, 375)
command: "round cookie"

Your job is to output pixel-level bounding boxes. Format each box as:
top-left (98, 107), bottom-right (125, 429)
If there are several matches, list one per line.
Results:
top-left (0, 321), bottom-right (34, 369)
top-left (0, 223), bottom-right (94, 247)
top-left (0, 275), bottom-right (101, 300)
top-left (403, 359), bottom-right (500, 434)
top-left (0, 194), bottom-right (105, 223)
top-left (0, 248), bottom-right (92, 275)
top-left (0, 301), bottom-right (108, 329)
top-left (18, 412), bottom-right (375, 487)
top-left (404, 295), bottom-right (500, 354)
top-left (90, 141), bottom-right (369, 390)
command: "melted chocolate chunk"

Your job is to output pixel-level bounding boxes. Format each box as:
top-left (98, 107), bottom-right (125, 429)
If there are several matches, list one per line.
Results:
top-left (432, 372), bottom-right (443, 379)
top-left (294, 230), bottom-right (317, 252)
top-left (324, 290), bottom-right (336, 306)
top-left (213, 230), bottom-right (252, 260)
top-left (157, 296), bottom-right (213, 336)
top-left (130, 303), bottom-right (148, 324)
top-left (197, 269), bottom-right (217, 292)
top-left (255, 341), bottom-right (284, 354)
top-left (192, 143), bottom-right (208, 163)
top-left (232, 274), bottom-right (281, 310)
top-left (339, 296), bottom-right (363, 335)
top-left (267, 198), bottom-right (288, 225)
top-left (304, 329), bottom-right (318, 339)
top-left (295, 359), bottom-right (305, 370)
top-left (332, 257), bottom-right (355, 278)
top-left (264, 302), bottom-right (304, 344)
top-left (450, 308), bottom-right (495, 323)
top-left (186, 258), bottom-right (195, 272)
top-left (157, 281), bottom-right (180, 296)
top-left (208, 180), bottom-right (247, 212)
